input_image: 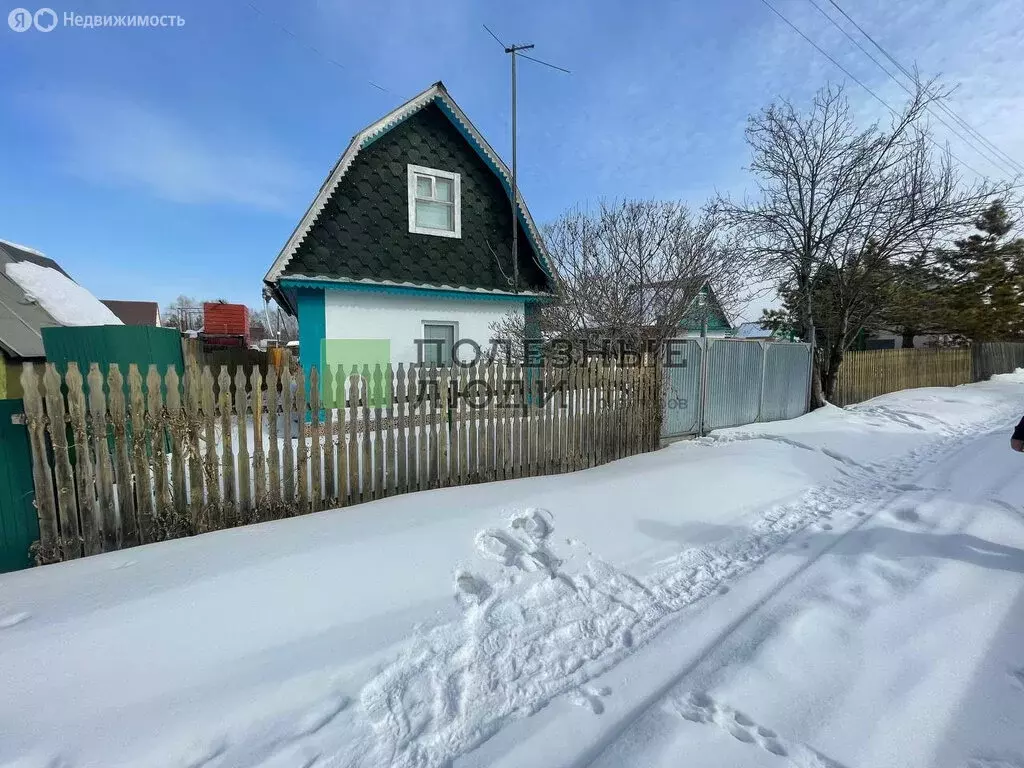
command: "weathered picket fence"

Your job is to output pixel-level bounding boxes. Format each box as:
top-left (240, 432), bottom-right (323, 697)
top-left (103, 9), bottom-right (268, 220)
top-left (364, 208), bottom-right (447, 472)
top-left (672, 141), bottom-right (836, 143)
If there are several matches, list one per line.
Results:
top-left (20, 359), bottom-right (660, 563)
top-left (833, 347), bottom-right (973, 406)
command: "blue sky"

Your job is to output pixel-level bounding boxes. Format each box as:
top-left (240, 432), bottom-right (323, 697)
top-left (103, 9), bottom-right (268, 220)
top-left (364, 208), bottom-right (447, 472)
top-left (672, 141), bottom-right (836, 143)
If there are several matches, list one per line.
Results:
top-left (2, 0), bottom-right (1022, 321)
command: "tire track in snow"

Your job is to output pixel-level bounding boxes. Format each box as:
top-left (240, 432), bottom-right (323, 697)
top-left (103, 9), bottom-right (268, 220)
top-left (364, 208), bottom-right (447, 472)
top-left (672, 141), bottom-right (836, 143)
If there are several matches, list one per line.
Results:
top-left (351, 402), bottom-right (1024, 768)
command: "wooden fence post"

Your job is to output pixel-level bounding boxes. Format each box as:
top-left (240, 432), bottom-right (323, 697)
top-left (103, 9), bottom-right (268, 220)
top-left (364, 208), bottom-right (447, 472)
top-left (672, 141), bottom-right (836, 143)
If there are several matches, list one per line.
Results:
top-left (334, 365), bottom-right (348, 505)
top-left (200, 366), bottom-right (222, 527)
top-left (146, 365), bottom-right (171, 528)
top-left (385, 363), bottom-right (397, 496)
top-left (309, 366), bottom-right (322, 512)
top-left (107, 364), bottom-right (138, 548)
top-left (321, 365), bottom-right (335, 504)
top-left (295, 366), bottom-right (309, 513)
top-left (20, 364), bottom-right (59, 560)
top-left (250, 367), bottom-right (267, 511)
top-left (281, 366), bottom-right (294, 504)
top-left (360, 365), bottom-right (373, 501)
top-left (372, 364), bottom-right (384, 498)
top-left (42, 363), bottom-right (81, 559)
top-left (235, 367), bottom-right (252, 519)
top-left (217, 366), bottom-right (235, 521)
top-left (394, 363), bottom-right (407, 495)
top-left (266, 366), bottom-right (281, 506)
top-left (347, 368), bottom-right (359, 504)
top-left (165, 366), bottom-right (188, 525)
top-left (88, 363), bottom-right (118, 552)
top-left (128, 364), bottom-right (155, 544)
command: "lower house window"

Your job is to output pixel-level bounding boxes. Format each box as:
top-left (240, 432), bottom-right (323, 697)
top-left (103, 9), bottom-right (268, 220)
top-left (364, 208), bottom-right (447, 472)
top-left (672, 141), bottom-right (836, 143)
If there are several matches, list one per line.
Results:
top-left (422, 322), bottom-right (456, 366)
top-left (408, 164), bottom-right (461, 238)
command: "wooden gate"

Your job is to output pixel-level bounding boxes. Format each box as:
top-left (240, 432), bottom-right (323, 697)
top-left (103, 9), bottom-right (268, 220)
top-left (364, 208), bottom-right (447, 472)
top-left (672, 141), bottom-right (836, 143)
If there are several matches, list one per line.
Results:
top-left (0, 399), bottom-right (38, 572)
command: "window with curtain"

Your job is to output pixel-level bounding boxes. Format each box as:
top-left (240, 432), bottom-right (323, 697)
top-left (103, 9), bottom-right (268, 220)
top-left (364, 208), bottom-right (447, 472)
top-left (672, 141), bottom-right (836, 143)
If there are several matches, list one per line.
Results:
top-left (408, 165), bottom-right (461, 238)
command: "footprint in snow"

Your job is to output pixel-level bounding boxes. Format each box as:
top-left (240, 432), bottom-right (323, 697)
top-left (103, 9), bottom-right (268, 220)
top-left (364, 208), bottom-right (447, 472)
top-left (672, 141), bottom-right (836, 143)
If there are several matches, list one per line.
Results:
top-left (673, 691), bottom-right (854, 762)
top-left (295, 694), bottom-right (351, 737)
top-left (510, 508), bottom-right (553, 544)
top-left (454, 570), bottom-right (492, 606)
top-left (0, 612), bottom-right (29, 629)
top-left (570, 685), bottom-right (611, 715)
top-left (1010, 667), bottom-right (1024, 691)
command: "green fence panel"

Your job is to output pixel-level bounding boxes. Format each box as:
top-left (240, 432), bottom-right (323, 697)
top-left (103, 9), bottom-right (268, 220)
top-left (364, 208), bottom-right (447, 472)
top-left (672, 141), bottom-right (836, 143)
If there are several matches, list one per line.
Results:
top-left (0, 399), bottom-right (38, 573)
top-left (41, 325), bottom-right (184, 395)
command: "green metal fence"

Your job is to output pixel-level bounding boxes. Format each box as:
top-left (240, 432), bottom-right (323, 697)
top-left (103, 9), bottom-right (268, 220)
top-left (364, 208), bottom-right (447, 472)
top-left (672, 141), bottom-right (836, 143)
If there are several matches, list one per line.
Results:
top-left (0, 399), bottom-right (38, 572)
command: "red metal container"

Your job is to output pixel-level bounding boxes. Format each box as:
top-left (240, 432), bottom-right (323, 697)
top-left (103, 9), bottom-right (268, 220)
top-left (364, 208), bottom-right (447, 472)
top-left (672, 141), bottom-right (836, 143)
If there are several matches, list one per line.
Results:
top-left (202, 302), bottom-right (249, 339)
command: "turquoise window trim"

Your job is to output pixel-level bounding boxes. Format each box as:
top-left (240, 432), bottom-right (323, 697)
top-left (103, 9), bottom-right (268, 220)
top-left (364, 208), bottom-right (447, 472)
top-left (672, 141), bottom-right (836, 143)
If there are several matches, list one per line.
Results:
top-left (281, 277), bottom-right (555, 304)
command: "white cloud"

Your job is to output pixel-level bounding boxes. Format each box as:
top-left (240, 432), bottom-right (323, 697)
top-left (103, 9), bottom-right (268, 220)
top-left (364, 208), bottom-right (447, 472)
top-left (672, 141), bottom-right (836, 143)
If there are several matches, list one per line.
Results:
top-left (42, 93), bottom-right (305, 212)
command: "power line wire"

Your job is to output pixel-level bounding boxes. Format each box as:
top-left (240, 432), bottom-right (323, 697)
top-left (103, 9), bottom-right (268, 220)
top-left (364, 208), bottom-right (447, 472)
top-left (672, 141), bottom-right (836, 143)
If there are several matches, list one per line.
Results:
top-left (756, 0), bottom-right (986, 178)
top-left (822, 0), bottom-right (1024, 176)
top-left (244, 1), bottom-right (391, 94)
top-left (803, 0), bottom-right (1019, 178)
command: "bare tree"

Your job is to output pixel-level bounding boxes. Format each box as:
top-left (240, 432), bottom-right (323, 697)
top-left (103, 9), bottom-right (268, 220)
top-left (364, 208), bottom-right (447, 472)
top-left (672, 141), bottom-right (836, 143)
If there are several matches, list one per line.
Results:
top-left (720, 82), bottom-right (1003, 405)
top-left (492, 199), bottom-right (751, 357)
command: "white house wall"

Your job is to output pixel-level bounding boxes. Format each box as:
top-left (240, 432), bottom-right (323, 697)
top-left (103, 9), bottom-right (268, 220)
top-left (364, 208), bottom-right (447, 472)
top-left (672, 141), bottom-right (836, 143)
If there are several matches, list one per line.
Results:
top-left (323, 290), bottom-right (524, 364)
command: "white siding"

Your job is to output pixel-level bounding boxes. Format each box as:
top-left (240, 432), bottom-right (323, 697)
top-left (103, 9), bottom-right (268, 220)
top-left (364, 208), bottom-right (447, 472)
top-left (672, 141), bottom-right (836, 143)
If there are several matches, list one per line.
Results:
top-left (323, 290), bottom-right (524, 364)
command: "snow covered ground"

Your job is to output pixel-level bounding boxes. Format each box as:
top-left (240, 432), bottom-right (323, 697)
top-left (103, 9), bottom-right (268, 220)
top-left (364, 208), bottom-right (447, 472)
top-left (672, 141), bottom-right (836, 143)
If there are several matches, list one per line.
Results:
top-left (2, 375), bottom-right (1024, 768)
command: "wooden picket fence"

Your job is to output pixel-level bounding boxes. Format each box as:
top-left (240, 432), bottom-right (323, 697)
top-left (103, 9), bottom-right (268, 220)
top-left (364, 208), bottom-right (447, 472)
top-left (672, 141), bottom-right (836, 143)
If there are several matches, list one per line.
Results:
top-left (20, 359), bottom-right (661, 563)
top-left (833, 347), bottom-right (972, 406)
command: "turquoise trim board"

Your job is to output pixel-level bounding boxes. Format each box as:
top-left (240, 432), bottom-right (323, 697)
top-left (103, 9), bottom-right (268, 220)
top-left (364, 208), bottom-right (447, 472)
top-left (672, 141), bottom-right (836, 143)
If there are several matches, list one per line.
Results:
top-left (280, 278), bottom-right (553, 303)
top-left (296, 288), bottom-right (326, 382)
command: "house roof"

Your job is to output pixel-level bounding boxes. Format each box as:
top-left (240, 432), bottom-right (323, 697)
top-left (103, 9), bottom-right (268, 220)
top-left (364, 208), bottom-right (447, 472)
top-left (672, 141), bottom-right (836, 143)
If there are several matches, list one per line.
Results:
top-left (102, 300), bottom-right (160, 326)
top-left (736, 322), bottom-right (775, 339)
top-left (0, 240), bottom-right (122, 359)
top-left (0, 240), bottom-right (71, 359)
top-left (264, 81), bottom-right (555, 296)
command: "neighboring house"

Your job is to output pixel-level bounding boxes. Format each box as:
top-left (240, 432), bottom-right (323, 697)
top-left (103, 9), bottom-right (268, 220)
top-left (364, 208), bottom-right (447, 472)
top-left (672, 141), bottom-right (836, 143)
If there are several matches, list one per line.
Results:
top-left (0, 239), bottom-right (121, 398)
top-left (264, 81), bottom-right (557, 375)
top-left (673, 279), bottom-right (732, 338)
top-left (621, 277), bottom-right (732, 339)
top-left (101, 300), bottom-right (161, 326)
top-left (857, 330), bottom-right (953, 351)
top-left (735, 322), bottom-right (795, 341)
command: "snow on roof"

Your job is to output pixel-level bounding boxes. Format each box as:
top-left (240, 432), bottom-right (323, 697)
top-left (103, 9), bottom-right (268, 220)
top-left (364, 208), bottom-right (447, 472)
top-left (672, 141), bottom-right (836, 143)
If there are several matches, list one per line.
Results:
top-left (0, 238), bottom-right (48, 259)
top-left (736, 322), bottom-right (774, 339)
top-left (4, 261), bottom-right (123, 327)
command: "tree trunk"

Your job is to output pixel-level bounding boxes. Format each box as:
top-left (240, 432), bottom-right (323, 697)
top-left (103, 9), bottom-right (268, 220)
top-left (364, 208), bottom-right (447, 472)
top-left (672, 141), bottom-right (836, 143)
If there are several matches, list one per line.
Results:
top-left (822, 341), bottom-right (845, 403)
top-left (901, 328), bottom-right (916, 349)
top-left (810, 363), bottom-right (826, 409)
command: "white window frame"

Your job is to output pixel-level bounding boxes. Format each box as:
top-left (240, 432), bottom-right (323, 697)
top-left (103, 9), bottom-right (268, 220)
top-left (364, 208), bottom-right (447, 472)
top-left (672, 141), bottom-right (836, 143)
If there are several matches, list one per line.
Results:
top-left (419, 319), bottom-right (460, 366)
top-left (408, 164), bottom-right (462, 239)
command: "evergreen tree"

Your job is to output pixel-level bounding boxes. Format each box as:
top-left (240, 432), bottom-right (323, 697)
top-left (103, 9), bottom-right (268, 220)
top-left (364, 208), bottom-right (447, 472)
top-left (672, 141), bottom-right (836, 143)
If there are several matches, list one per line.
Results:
top-left (937, 201), bottom-right (1024, 341)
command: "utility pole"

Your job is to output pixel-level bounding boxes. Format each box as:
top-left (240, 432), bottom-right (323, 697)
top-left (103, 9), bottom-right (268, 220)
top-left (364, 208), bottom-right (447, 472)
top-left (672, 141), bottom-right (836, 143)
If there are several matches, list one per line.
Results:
top-left (506, 42), bottom-right (533, 294)
top-left (484, 25), bottom-right (569, 295)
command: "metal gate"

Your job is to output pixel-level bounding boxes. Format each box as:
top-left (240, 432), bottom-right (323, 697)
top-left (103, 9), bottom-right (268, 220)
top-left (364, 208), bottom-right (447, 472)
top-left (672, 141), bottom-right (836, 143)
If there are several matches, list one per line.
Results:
top-left (662, 339), bottom-right (704, 438)
top-left (0, 399), bottom-right (38, 572)
top-left (661, 339), bottom-right (812, 439)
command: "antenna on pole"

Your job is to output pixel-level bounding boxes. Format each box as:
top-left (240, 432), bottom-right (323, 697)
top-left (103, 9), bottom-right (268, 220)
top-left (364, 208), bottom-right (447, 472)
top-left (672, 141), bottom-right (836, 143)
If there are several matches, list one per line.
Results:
top-left (483, 25), bottom-right (569, 294)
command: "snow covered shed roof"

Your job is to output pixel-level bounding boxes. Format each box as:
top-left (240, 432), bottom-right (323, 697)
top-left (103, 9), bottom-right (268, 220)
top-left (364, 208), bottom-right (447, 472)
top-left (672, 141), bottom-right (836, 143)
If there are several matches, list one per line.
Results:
top-left (736, 322), bottom-right (775, 339)
top-left (0, 239), bottom-right (121, 360)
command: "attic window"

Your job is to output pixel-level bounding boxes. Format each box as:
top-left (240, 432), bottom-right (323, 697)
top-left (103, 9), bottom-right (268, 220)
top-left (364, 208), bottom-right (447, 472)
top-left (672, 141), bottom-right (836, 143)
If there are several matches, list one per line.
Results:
top-left (408, 164), bottom-right (461, 238)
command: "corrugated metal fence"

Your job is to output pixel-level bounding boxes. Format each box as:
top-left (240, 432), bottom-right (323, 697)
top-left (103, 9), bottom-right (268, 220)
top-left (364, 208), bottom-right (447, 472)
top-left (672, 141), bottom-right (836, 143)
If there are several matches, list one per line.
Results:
top-left (662, 339), bottom-right (812, 438)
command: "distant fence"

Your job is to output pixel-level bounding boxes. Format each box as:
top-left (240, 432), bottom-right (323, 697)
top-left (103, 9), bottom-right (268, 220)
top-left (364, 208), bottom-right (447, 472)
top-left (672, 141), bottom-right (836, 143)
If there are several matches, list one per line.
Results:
top-left (182, 337), bottom-right (282, 379)
top-left (661, 339), bottom-right (812, 438)
top-left (971, 342), bottom-right (1024, 383)
top-left (833, 348), bottom-right (972, 406)
top-left (20, 359), bottom-right (659, 563)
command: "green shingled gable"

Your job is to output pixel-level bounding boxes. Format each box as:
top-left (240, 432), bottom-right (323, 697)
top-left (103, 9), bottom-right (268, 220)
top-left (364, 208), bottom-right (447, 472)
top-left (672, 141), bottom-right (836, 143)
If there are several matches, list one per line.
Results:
top-left (283, 103), bottom-right (550, 294)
